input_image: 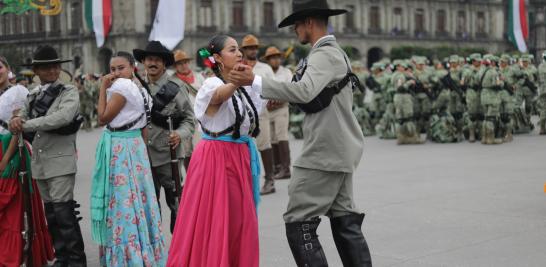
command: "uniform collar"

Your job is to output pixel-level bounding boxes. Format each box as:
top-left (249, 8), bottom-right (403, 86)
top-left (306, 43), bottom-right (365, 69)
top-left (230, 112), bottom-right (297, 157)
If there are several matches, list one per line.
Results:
top-left (312, 35), bottom-right (335, 49)
top-left (149, 72), bottom-right (170, 86)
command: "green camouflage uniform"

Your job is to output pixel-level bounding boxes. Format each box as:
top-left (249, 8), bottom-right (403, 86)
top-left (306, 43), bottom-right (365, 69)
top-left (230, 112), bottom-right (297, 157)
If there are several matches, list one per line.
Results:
top-left (392, 61), bottom-right (422, 144)
top-left (480, 56), bottom-right (503, 144)
top-left (497, 55), bottom-right (516, 141)
top-left (412, 57), bottom-right (433, 134)
top-left (79, 78), bottom-right (97, 129)
top-left (375, 67), bottom-right (397, 139)
top-left (463, 53), bottom-right (484, 142)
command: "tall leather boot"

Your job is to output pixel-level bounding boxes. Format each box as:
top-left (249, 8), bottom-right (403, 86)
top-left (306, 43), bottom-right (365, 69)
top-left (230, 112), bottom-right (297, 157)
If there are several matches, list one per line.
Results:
top-left (272, 143), bottom-right (281, 174)
top-left (260, 149), bottom-right (276, 195)
top-left (53, 201), bottom-right (87, 267)
top-left (45, 202), bottom-right (67, 267)
top-left (272, 141), bottom-right (291, 180)
top-left (286, 218), bottom-right (328, 267)
top-left (330, 214), bottom-right (372, 267)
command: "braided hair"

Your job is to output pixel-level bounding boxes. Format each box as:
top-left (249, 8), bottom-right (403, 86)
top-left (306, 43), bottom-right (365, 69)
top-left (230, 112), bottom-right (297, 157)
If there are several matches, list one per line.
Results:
top-left (207, 35), bottom-right (260, 138)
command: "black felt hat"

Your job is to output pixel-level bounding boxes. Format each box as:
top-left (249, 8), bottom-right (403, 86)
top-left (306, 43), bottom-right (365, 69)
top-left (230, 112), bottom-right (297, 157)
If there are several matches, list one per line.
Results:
top-left (278, 0), bottom-right (347, 28)
top-left (133, 41), bottom-right (175, 67)
top-left (21, 45), bottom-right (72, 66)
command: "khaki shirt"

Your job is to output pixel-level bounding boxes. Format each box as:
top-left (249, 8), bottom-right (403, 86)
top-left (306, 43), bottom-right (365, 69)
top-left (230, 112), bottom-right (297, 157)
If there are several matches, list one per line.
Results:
top-left (260, 35), bottom-right (364, 173)
top-left (146, 72), bottom-right (195, 167)
top-left (17, 80), bottom-right (80, 179)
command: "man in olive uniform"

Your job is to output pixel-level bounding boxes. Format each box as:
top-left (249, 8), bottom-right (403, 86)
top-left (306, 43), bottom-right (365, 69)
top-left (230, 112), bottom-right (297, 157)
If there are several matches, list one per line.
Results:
top-left (10, 45), bottom-right (86, 267)
top-left (480, 54), bottom-right (503, 145)
top-left (519, 54), bottom-right (538, 123)
top-left (133, 41), bottom-right (195, 233)
top-left (229, 1), bottom-right (372, 266)
top-left (463, 53), bottom-right (484, 142)
top-left (498, 54), bottom-right (516, 142)
top-left (537, 51), bottom-right (546, 134)
top-left (392, 60), bottom-right (423, 145)
top-left (413, 56), bottom-right (433, 134)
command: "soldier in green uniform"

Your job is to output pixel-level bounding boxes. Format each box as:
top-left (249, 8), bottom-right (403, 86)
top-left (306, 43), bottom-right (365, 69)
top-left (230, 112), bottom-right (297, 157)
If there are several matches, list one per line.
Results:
top-left (10, 46), bottom-right (87, 266)
top-left (351, 61), bottom-right (374, 136)
top-left (412, 56), bottom-right (433, 134)
top-left (367, 62), bottom-right (386, 127)
top-left (537, 51), bottom-right (546, 134)
top-left (480, 54), bottom-right (503, 145)
top-left (392, 60), bottom-right (422, 144)
top-left (133, 41), bottom-right (195, 233)
top-left (498, 54), bottom-right (516, 142)
top-left (76, 75), bottom-right (94, 130)
top-left (519, 54), bottom-right (538, 124)
top-left (428, 56), bottom-right (459, 143)
top-left (375, 62), bottom-right (398, 139)
top-left (462, 53), bottom-right (484, 142)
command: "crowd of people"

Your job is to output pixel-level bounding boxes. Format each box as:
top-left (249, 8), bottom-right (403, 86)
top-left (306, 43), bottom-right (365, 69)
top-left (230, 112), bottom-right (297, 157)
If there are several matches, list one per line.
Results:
top-left (1, 0), bottom-right (546, 266)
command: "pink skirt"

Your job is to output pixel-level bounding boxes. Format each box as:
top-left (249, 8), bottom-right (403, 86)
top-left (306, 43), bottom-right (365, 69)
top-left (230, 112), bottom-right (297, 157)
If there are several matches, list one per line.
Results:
top-left (167, 139), bottom-right (259, 267)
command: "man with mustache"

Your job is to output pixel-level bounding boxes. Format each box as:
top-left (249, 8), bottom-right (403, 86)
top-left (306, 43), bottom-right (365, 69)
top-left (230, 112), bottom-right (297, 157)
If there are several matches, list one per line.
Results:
top-left (133, 41), bottom-right (195, 233)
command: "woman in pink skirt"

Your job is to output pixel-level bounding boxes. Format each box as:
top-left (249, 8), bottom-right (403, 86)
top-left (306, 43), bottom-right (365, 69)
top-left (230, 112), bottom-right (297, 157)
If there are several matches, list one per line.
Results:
top-left (167, 35), bottom-right (263, 267)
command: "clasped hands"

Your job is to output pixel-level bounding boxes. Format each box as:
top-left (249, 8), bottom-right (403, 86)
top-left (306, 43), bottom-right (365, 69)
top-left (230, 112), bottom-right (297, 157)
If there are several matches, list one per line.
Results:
top-left (225, 64), bottom-right (255, 88)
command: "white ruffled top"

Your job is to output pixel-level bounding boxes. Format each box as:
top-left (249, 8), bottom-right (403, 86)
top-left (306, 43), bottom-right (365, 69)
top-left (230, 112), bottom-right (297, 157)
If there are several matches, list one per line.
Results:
top-left (0, 85), bottom-right (29, 134)
top-left (106, 78), bottom-right (152, 130)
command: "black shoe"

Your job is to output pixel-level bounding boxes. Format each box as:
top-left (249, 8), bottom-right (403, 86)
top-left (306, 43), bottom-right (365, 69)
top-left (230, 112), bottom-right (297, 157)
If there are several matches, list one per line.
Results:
top-left (53, 201), bottom-right (87, 267)
top-left (330, 213), bottom-right (372, 267)
top-left (285, 218), bottom-right (328, 267)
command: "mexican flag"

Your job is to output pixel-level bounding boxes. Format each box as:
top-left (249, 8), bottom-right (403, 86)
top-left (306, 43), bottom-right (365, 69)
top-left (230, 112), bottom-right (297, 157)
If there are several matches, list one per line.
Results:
top-left (508, 0), bottom-right (528, 52)
top-left (85, 0), bottom-right (112, 47)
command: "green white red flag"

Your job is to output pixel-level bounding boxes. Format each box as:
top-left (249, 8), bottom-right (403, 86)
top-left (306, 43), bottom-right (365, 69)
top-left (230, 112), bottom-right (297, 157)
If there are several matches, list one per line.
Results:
top-left (85, 0), bottom-right (112, 48)
top-left (508, 0), bottom-right (528, 52)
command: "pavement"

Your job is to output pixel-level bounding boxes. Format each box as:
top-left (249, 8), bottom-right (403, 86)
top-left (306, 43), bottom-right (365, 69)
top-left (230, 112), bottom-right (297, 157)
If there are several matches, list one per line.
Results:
top-left (73, 127), bottom-right (546, 267)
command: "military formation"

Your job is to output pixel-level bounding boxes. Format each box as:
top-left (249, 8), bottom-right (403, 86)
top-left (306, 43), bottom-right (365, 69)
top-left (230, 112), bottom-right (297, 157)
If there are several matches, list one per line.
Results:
top-left (344, 51), bottom-right (546, 145)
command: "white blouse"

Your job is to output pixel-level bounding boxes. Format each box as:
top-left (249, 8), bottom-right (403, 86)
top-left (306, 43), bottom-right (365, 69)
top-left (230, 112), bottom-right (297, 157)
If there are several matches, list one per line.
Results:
top-left (0, 85), bottom-right (28, 134)
top-left (107, 78), bottom-right (152, 130)
top-left (195, 76), bottom-right (264, 135)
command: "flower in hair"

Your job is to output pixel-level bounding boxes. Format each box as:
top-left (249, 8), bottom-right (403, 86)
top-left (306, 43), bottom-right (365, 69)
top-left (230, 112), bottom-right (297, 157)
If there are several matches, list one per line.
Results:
top-left (198, 48), bottom-right (216, 69)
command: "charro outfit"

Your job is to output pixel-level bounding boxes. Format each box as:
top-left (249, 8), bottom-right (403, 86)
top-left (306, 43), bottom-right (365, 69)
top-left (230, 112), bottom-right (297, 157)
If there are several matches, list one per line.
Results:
top-left (0, 84), bottom-right (54, 267)
top-left (167, 76), bottom-right (263, 267)
top-left (90, 78), bottom-right (166, 266)
top-left (257, 2), bottom-right (372, 264)
top-left (134, 41), bottom-right (195, 234)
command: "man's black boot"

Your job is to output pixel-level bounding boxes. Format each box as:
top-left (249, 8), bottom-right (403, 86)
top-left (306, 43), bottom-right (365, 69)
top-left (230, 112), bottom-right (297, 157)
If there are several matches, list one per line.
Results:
top-left (285, 218), bottom-right (328, 267)
top-left (330, 213), bottom-right (372, 267)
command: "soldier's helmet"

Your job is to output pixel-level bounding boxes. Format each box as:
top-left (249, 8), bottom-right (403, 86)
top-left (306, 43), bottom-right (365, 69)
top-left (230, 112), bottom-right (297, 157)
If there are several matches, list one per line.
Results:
top-left (449, 55), bottom-right (459, 63)
top-left (371, 62), bottom-right (384, 72)
top-left (520, 54), bottom-right (532, 63)
top-left (469, 53), bottom-right (482, 62)
top-left (351, 60), bottom-right (364, 69)
top-left (500, 54), bottom-right (511, 63)
top-left (483, 54), bottom-right (495, 65)
top-left (414, 56), bottom-right (426, 65)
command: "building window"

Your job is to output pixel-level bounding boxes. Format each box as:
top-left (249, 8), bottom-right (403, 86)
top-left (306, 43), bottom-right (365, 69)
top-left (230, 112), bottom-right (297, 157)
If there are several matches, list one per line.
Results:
top-left (392, 7), bottom-right (404, 35)
top-left (345, 5), bottom-right (355, 33)
top-left (2, 15), bottom-right (11, 35)
top-left (436, 9), bottom-right (446, 34)
top-left (36, 13), bottom-right (45, 33)
top-left (369, 6), bottom-right (381, 33)
top-left (71, 2), bottom-right (82, 32)
top-left (263, 2), bottom-right (275, 30)
top-left (24, 12), bottom-right (33, 33)
top-left (476, 11), bottom-right (486, 35)
top-left (198, 0), bottom-right (214, 31)
top-left (14, 14), bottom-right (22, 34)
top-left (232, 1), bottom-right (245, 31)
top-left (414, 8), bottom-right (425, 37)
top-left (456, 10), bottom-right (468, 39)
top-left (50, 14), bottom-right (61, 34)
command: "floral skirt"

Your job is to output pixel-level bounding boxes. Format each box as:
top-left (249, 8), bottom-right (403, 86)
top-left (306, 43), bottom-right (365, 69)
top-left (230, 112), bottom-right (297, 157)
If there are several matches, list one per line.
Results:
top-left (98, 134), bottom-right (165, 267)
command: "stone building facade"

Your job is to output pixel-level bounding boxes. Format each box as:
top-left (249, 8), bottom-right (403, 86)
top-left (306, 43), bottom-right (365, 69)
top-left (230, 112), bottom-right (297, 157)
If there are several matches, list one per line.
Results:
top-left (0, 0), bottom-right (544, 74)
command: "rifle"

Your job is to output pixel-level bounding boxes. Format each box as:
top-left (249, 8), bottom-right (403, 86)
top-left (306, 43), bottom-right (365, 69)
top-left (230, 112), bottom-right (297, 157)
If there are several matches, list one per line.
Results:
top-left (440, 73), bottom-right (465, 99)
top-left (167, 117), bottom-right (182, 210)
top-left (18, 133), bottom-right (33, 267)
top-left (523, 77), bottom-right (538, 94)
top-left (365, 76), bottom-right (381, 92)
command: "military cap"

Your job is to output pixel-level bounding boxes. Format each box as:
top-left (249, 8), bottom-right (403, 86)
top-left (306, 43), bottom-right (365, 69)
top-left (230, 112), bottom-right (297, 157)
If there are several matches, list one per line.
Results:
top-left (520, 54), bottom-right (532, 62)
top-left (393, 59), bottom-right (406, 68)
top-left (414, 56), bottom-right (426, 65)
top-left (449, 55), bottom-right (459, 63)
top-left (371, 62), bottom-right (384, 71)
top-left (351, 60), bottom-right (364, 69)
top-left (469, 53), bottom-right (482, 62)
top-left (483, 54), bottom-right (495, 61)
top-left (500, 54), bottom-right (511, 62)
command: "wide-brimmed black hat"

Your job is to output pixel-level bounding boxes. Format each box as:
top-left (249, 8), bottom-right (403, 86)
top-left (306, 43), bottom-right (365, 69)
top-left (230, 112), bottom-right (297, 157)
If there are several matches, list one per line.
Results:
top-left (21, 45), bottom-right (72, 67)
top-left (133, 41), bottom-right (175, 67)
top-left (278, 0), bottom-right (347, 28)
